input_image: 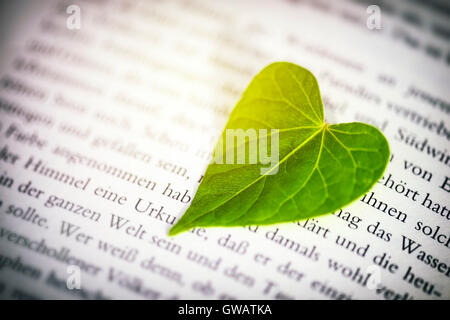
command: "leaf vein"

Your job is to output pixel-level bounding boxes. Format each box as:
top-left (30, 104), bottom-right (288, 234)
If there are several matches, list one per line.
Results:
top-left (271, 75), bottom-right (321, 125)
top-left (327, 129), bottom-right (356, 166)
top-left (286, 67), bottom-right (323, 123)
top-left (266, 128), bottom-right (326, 221)
top-left (189, 128), bottom-right (323, 224)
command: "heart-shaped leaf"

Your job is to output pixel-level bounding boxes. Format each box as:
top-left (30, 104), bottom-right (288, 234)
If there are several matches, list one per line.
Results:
top-left (169, 62), bottom-right (389, 236)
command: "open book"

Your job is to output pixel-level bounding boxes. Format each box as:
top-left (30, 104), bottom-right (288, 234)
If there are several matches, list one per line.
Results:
top-left (0, 0), bottom-right (448, 300)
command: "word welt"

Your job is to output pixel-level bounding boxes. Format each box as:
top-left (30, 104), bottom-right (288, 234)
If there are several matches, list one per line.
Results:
top-left (212, 128), bottom-right (279, 175)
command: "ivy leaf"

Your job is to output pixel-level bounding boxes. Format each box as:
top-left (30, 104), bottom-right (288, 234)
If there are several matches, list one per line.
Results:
top-left (169, 62), bottom-right (389, 236)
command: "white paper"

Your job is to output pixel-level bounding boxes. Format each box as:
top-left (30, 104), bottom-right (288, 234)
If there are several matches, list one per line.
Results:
top-left (0, 0), bottom-right (449, 299)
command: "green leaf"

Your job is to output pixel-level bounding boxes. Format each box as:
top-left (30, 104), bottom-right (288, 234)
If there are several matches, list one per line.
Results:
top-left (169, 62), bottom-right (390, 236)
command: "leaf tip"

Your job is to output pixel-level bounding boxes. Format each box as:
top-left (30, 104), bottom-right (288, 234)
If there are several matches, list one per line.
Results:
top-left (168, 222), bottom-right (190, 237)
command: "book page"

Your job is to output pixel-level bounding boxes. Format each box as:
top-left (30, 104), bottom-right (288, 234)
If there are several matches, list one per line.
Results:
top-left (0, 0), bottom-right (448, 300)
